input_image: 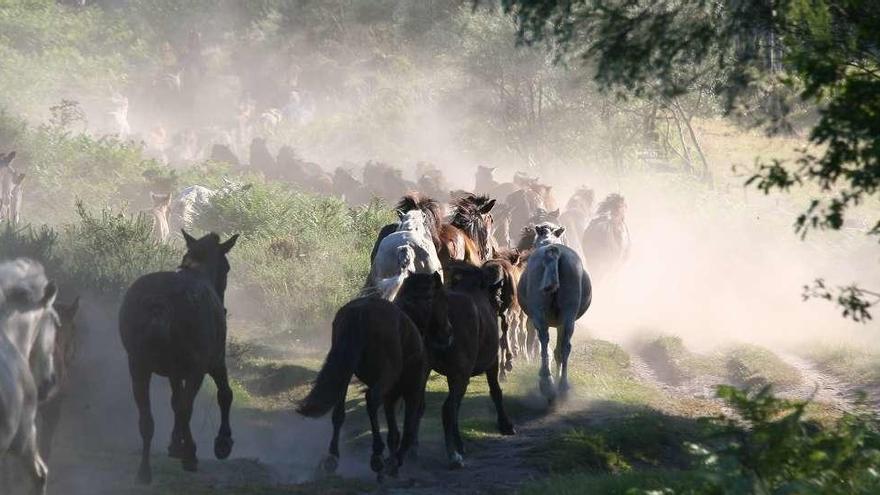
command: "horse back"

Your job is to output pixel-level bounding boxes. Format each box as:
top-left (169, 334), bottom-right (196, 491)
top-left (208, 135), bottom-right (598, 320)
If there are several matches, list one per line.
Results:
top-left (119, 271), bottom-right (226, 375)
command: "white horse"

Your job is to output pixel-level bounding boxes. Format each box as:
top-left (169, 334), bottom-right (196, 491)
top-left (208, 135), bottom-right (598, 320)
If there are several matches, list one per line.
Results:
top-left (0, 259), bottom-right (60, 495)
top-left (169, 178), bottom-right (251, 232)
top-left (368, 210), bottom-right (442, 300)
top-left (109, 93), bottom-right (131, 137)
top-left (0, 151), bottom-right (25, 224)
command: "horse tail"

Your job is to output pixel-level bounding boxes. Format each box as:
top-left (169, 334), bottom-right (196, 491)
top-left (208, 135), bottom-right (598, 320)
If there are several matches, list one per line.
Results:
top-left (296, 309), bottom-right (365, 418)
top-left (540, 246), bottom-right (561, 294)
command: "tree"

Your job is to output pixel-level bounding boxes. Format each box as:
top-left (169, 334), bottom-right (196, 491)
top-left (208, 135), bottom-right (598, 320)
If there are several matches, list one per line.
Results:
top-left (495, 0), bottom-right (880, 320)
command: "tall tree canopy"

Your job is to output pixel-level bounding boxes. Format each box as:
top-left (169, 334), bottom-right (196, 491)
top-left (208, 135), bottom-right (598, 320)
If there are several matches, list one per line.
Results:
top-left (497, 0), bottom-right (880, 320)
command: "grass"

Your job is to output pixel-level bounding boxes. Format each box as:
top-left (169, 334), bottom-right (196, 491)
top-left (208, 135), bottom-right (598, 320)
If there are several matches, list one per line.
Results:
top-left (519, 469), bottom-right (711, 495)
top-left (724, 344), bottom-right (802, 390)
top-left (639, 335), bottom-right (725, 385)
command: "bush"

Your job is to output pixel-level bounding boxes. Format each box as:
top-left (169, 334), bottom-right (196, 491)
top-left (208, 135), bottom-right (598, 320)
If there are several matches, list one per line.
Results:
top-left (57, 201), bottom-right (179, 294)
top-left (213, 190), bottom-right (393, 341)
top-left (691, 385), bottom-right (880, 494)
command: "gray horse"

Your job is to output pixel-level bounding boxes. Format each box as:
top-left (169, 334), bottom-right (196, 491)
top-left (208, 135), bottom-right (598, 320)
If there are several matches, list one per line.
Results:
top-left (518, 224), bottom-right (591, 402)
top-left (0, 259), bottom-right (60, 495)
top-left (368, 210), bottom-right (442, 299)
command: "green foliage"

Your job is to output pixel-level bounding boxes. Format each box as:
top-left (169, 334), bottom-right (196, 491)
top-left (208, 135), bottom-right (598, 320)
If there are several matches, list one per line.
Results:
top-left (0, 222), bottom-right (58, 266)
top-left (692, 385), bottom-right (880, 494)
top-left (58, 200), bottom-right (179, 294)
top-left (215, 192), bottom-right (393, 340)
top-left (500, 0), bottom-right (880, 318)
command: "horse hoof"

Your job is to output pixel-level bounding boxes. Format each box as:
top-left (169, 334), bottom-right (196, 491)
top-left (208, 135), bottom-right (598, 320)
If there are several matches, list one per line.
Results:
top-left (136, 466), bottom-right (152, 485)
top-left (498, 422), bottom-right (516, 436)
top-left (320, 455), bottom-right (339, 474)
top-left (370, 454), bottom-right (384, 474)
top-left (504, 361), bottom-right (513, 372)
top-left (181, 457), bottom-right (198, 472)
top-left (168, 443), bottom-right (184, 459)
top-left (539, 378), bottom-right (556, 401)
top-left (214, 435), bottom-right (234, 460)
top-left (499, 372), bottom-right (507, 382)
top-left (448, 452), bottom-right (465, 470)
top-left (384, 457), bottom-right (400, 478)
top-left (407, 447), bottom-right (419, 461)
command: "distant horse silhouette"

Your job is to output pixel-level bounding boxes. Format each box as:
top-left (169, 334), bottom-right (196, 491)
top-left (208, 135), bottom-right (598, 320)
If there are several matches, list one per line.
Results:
top-left (581, 193), bottom-right (630, 282)
top-left (417, 261), bottom-right (515, 469)
top-left (518, 225), bottom-right (591, 402)
top-left (119, 231), bottom-right (239, 483)
top-left (504, 186), bottom-right (545, 249)
top-left (0, 151), bottom-right (26, 224)
top-left (0, 259), bottom-right (60, 495)
top-left (297, 272), bottom-right (451, 481)
top-left (559, 187), bottom-right (595, 257)
top-left (38, 297), bottom-right (80, 461)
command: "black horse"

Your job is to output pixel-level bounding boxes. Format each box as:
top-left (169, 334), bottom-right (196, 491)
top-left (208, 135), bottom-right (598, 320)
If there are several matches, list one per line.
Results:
top-left (119, 230), bottom-right (239, 483)
top-left (418, 260), bottom-right (516, 469)
top-left (297, 272), bottom-right (452, 481)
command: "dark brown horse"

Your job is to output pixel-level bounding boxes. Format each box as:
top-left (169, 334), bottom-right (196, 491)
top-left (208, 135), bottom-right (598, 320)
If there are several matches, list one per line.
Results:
top-left (297, 272), bottom-right (451, 481)
top-left (484, 250), bottom-right (524, 380)
top-left (418, 261), bottom-right (516, 469)
top-left (38, 297), bottom-right (80, 460)
top-left (119, 231), bottom-right (239, 483)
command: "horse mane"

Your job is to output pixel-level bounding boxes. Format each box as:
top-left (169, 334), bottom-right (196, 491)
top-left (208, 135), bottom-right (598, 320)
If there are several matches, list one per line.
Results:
top-left (0, 258), bottom-right (49, 307)
top-left (596, 193), bottom-right (625, 216)
top-left (450, 194), bottom-right (495, 261)
top-left (395, 193), bottom-right (442, 242)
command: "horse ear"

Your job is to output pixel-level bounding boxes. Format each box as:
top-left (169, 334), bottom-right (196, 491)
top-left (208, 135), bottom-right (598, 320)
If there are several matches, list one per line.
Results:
top-left (432, 271), bottom-right (443, 287)
top-left (554, 226), bottom-right (566, 238)
top-left (550, 209), bottom-right (560, 219)
top-left (482, 264), bottom-right (504, 289)
top-left (0, 151), bottom-right (13, 167)
top-left (395, 209), bottom-right (405, 220)
top-left (41, 281), bottom-right (58, 308)
top-left (479, 199), bottom-right (496, 214)
top-left (220, 234), bottom-right (239, 253)
top-left (182, 229), bottom-right (197, 248)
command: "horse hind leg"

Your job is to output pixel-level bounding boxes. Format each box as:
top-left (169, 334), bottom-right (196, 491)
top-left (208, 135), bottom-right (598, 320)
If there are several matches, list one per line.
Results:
top-left (383, 393), bottom-right (401, 474)
top-left (486, 363), bottom-right (515, 435)
top-left (320, 396), bottom-right (346, 475)
top-left (365, 387), bottom-right (386, 482)
top-left (168, 377), bottom-right (185, 459)
top-left (130, 364), bottom-right (154, 484)
top-left (532, 316), bottom-right (556, 402)
top-left (15, 422), bottom-right (49, 495)
top-left (209, 366), bottom-right (234, 460)
top-left (557, 316), bottom-right (576, 397)
top-left (178, 373), bottom-right (206, 472)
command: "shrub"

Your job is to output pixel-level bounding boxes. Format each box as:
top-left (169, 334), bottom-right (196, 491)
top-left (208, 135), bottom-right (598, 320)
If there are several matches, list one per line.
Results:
top-left (56, 201), bottom-right (179, 294)
top-left (691, 385), bottom-right (880, 494)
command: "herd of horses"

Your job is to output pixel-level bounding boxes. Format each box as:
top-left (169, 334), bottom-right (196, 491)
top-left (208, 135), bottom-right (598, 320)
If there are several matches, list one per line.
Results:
top-left (0, 157), bottom-right (630, 493)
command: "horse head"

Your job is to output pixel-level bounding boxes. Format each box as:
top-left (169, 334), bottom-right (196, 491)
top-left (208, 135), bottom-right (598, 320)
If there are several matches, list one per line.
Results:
top-left (450, 194), bottom-right (496, 261)
top-left (180, 230), bottom-right (239, 303)
top-left (534, 222), bottom-right (566, 247)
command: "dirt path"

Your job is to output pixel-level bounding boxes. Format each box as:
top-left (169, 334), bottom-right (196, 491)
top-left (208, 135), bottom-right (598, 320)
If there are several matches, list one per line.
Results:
top-left (776, 352), bottom-right (879, 414)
